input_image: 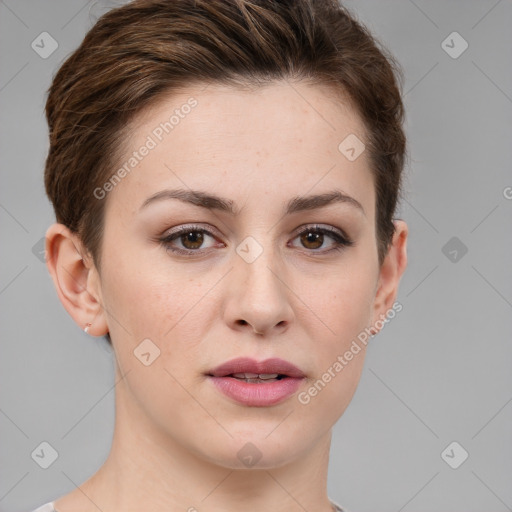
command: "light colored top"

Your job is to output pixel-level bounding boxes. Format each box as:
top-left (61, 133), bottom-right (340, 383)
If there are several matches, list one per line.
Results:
top-left (30, 503), bottom-right (56, 512)
top-left (31, 498), bottom-right (349, 511)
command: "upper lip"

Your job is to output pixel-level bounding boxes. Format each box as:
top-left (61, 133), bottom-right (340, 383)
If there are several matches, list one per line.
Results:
top-left (207, 357), bottom-right (305, 378)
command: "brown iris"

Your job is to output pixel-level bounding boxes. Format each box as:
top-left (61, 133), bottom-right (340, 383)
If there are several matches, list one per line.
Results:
top-left (300, 230), bottom-right (323, 249)
top-left (180, 231), bottom-right (204, 250)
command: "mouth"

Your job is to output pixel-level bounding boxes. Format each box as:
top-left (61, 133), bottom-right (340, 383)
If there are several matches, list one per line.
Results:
top-left (206, 356), bottom-right (306, 380)
top-left (206, 357), bottom-right (306, 407)
top-left (219, 372), bottom-right (288, 383)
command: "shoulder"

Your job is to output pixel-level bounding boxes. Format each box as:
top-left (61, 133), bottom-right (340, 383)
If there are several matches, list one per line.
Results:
top-left (29, 502), bottom-right (55, 512)
top-left (330, 497), bottom-right (352, 512)
top-left (33, 497), bottom-right (350, 512)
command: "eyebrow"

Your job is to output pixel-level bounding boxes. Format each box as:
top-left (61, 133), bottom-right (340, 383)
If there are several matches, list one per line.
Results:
top-left (139, 188), bottom-right (365, 216)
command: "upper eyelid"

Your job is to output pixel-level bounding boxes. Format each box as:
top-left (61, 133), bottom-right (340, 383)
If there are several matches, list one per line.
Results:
top-left (293, 223), bottom-right (347, 235)
top-left (162, 223), bottom-right (221, 240)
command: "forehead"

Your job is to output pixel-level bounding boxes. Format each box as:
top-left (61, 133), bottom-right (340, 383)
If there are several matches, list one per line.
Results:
top-left (106, 80), bottom-right (374, 219)
top-left (130, 79), bottom-right (366, 150)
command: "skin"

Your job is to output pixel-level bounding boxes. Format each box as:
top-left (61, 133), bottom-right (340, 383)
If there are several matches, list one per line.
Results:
top-left (45, 80), bottom-right (407, 512)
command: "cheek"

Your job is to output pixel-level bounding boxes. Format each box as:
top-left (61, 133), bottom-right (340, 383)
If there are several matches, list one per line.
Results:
top-left (297, 264), bottom-right (375, 342)
top-left (301, 352), bottom-right (366, 432)
top-left (294, 262), bottom-right (374, 402)
top-left (296, 272), bottom-right (373, 418)
top-left (99, 258), bottom-right (205, 419)
top-left (99, 244), bottom-right (221, 373)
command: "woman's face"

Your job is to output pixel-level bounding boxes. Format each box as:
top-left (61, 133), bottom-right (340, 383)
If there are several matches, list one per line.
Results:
top-left (84, 80), bottom-right (406, 468)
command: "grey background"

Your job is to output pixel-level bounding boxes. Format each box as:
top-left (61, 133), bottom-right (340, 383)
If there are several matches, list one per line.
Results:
top-left (1, 1), bottom-right (511, 511)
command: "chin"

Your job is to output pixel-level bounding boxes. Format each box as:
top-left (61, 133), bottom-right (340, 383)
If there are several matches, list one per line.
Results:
top-left (195, 431), bottom-right (312, 471)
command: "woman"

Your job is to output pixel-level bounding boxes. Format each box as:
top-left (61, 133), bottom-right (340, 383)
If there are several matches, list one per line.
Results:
top-left (33, 0), bottom-right (408, 510)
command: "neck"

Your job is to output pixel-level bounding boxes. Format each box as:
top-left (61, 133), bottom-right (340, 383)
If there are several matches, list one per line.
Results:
top-left (64, 368), bottom-right (336, 512)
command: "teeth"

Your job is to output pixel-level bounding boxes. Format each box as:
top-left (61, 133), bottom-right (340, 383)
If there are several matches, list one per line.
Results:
top-left (231, 372), bottom-right (280, 380)
top-left (232, 372), bottom-right (259, 379)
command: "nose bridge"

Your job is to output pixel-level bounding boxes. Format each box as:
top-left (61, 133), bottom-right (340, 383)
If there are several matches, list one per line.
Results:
top-left (236, 233), bottom-right (283, 297)
top-left (226, 232), bottom-right (293, 333)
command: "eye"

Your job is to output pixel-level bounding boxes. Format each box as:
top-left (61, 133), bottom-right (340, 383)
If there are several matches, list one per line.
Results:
top-left (159, 225), bottom-right (221, 255)
top-left (289, 224), bottom-right (354, 254)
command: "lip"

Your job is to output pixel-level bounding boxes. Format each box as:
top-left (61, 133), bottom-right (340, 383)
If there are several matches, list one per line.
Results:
top-left (206, 357), bottom-right (306, 407)
top-left (208, 357), bottom-right (306, 378)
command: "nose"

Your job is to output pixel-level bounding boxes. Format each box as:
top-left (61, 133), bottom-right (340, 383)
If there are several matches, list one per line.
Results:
top-left (223, 245), bottom-right (294, 336)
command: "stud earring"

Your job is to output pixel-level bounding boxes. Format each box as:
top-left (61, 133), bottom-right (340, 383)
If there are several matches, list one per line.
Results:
top-left (84, 323), bottom-right (92, 334)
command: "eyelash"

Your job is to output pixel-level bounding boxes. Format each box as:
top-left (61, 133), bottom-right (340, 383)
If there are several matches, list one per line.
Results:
top-left (159, 224), bottom-right (354, 256)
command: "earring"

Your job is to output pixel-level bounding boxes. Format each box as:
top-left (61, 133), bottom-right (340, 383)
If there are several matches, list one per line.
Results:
top-left (84, 323), bottom-right (92, 334)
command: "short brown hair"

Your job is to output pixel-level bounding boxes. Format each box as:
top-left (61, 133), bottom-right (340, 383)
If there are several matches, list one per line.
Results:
top-left (44, 0), bottom-right (407, 338)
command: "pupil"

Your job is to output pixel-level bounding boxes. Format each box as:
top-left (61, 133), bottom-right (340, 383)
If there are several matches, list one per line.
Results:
top-left (301, 231), bottom-right (322, 249)
top-left (182, 231), bottom-right (203, 249)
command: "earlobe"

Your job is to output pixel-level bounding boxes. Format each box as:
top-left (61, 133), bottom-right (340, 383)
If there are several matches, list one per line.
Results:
top-left (44, 223), bottom-right (109, 337)
top-left (370, 220), bottom-right (408, 334)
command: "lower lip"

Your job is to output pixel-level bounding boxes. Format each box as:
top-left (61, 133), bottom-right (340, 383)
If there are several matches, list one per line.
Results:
top-left (208, 376), bottom-right (303, 406)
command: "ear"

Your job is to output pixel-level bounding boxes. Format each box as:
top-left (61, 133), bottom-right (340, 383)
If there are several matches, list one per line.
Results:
top-left (44, 223), bottom-right (109, 337)
top-left (370, 219), bottom-right (408, 335)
